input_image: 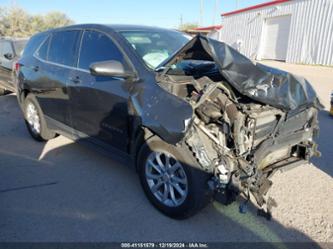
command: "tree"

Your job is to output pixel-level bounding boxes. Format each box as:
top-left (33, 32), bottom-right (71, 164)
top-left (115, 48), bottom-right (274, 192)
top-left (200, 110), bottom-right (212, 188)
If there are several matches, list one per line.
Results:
top-left (0, 6), bottom-right (74, 38)
top-left (4, 6), bottom-right (31, 37)
top-left (30, 15), bottom-right (46, 34)
top-left (178, 22), bottom-right (199, 32)
top-left (42, 11), bottom-right (74, 30)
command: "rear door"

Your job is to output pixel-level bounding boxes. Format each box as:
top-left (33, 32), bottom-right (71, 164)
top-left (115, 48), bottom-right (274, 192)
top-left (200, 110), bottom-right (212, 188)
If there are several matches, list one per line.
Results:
top-left (68, 30), bottom-right (131, 151)
top-left (33, 30), bottom-right (81, 128)
top-left (0, 40), bottom-right (15, 88)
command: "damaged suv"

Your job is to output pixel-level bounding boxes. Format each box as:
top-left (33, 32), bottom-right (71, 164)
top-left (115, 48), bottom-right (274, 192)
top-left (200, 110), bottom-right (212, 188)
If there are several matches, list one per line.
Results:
top-left (17, 24), bottom-right (322, 219)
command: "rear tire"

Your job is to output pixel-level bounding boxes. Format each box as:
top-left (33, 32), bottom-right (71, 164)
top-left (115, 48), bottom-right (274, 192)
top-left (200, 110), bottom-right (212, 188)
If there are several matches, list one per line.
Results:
top-left (23, 94), bottom-right (57, 142)
top-left (137, 136), bottom-right (213, 219)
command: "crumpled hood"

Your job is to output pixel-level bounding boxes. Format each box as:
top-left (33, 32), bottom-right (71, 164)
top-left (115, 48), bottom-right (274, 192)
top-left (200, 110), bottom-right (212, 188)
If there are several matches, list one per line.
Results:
top-left (162, 35), bottom-right (323, 111)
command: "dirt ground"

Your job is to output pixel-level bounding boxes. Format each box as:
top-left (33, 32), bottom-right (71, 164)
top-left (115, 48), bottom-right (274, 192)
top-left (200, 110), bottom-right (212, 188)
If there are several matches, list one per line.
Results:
top-left (0, 62), bottom-right (332, 245)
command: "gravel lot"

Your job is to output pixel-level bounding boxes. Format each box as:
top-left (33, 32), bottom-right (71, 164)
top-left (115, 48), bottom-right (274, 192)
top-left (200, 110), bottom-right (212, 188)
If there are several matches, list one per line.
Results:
top-left (0, 63), bottom-right (332, 245)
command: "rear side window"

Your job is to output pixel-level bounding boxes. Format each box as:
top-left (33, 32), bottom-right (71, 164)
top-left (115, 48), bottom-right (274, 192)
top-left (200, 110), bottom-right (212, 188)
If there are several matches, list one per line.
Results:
top-left (48, 30), bottom-right (80, 66)
top-left (36, 36), bottom-right (50, 60)
top-left (23, 33), bottom-right (48, 57)
top-left (78, 30), bottom-right (125, 70)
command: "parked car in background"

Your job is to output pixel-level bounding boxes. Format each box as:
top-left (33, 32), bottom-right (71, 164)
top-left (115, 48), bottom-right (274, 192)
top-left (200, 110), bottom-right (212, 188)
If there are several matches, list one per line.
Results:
top-left (16, 24), bottom-right (322, 219)
top-left (0, 38), bottom-right (28, 95)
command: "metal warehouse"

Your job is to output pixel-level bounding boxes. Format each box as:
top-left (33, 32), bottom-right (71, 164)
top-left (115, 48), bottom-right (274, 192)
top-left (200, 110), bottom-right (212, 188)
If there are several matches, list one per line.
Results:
top-left (218, 0), bottom-right (333, 66)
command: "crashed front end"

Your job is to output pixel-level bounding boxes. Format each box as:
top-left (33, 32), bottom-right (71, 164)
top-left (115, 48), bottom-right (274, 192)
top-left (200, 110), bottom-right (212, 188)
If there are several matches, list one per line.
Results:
top-left (184, 79), bottom-right (320, 215)
top-left (157, 35), bottom-right (322, 217)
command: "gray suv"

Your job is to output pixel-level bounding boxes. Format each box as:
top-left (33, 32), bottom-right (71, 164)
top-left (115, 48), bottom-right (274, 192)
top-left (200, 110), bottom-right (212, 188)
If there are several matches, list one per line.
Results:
top-left (0, 38), bottom-right (28, 94)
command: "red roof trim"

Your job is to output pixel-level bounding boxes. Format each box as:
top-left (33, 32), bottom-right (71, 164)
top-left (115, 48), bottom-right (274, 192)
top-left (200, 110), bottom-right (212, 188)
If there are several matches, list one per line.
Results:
top-left (221, 0), bottom-right (292, 17)
top-left (194, 25), bottom-right (223, 31)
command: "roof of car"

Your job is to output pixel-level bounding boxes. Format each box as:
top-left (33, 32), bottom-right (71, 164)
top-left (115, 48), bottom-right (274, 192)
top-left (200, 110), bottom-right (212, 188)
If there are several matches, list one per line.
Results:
top-left (108, 24), bottom-right (176, 32)
top-left (50, 23), bottom-right (179, 33)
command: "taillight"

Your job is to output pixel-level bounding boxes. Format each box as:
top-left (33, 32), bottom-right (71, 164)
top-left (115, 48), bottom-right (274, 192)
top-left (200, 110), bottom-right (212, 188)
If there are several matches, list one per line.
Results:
top-left (15, 62), bottom-right (20, 72)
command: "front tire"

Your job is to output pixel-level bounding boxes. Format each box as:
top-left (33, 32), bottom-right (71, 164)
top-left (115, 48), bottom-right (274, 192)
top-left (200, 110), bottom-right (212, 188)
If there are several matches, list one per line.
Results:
top-left (23, 94), bottom-right (56, 142)
top-left (137, 136), bottom-right (213, 219)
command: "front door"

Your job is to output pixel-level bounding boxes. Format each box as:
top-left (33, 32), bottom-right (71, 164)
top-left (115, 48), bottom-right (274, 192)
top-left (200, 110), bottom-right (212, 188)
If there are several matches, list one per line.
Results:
top-left (68, 30), bottom-right (131, 152)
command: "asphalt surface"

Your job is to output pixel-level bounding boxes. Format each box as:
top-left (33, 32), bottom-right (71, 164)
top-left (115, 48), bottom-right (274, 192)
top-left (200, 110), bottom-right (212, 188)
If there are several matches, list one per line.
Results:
top-left (0, 64), bottom-right (332, 244)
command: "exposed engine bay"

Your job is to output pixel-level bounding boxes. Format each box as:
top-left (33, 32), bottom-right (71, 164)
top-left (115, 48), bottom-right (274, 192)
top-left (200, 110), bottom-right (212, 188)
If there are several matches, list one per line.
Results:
top-left (157, 62), bottom-right (321, 218)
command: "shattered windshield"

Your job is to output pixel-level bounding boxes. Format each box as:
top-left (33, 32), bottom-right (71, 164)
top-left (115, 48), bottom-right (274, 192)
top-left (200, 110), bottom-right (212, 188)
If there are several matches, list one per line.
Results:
top-left (119, 30), bottom-right (189, 69)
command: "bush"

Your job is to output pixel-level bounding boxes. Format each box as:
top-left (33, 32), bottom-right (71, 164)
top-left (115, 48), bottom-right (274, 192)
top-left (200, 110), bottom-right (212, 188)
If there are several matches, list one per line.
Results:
top-left (0, 6), bottom-right (74, 38)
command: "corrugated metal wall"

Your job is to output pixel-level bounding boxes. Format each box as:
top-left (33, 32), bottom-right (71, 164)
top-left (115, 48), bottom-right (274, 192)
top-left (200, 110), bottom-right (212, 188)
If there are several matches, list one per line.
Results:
top-left (219, 0), bottom-right (333, 65)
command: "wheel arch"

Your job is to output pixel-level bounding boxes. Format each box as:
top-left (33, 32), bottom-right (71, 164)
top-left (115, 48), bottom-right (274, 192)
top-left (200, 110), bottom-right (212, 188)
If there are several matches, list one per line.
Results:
top-left (130, 125), bottom-right (161, 171)
top-left (17, 87), bottom-right (31, 107)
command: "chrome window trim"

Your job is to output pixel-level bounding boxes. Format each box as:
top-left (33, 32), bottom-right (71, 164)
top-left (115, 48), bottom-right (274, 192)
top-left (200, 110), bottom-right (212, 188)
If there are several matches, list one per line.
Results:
top-left (33, 53), bottom-right (90, 73)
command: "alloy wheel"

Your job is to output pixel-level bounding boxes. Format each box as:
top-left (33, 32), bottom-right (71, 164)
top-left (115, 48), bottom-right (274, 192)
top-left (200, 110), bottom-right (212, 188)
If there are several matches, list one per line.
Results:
top-left (26, 102), bottom-right (41, 135)
top-left (145, 151), bottom-right (188, 207)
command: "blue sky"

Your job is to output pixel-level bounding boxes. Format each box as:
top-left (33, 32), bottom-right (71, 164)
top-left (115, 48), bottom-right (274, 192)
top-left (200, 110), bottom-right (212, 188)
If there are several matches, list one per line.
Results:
top-left (1, 0), bottom-right (269, 28)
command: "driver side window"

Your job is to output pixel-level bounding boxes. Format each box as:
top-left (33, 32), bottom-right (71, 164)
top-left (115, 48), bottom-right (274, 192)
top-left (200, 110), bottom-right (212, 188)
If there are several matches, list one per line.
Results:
top-left (78, 30), bottom-right (125, 71)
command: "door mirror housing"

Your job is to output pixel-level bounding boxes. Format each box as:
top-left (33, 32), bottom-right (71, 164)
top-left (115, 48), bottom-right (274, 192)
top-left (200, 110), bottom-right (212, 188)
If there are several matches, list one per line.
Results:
top-left (90, 60), bottom-right (134, 79)
top-left (4, 53), bottom-right (14, 60)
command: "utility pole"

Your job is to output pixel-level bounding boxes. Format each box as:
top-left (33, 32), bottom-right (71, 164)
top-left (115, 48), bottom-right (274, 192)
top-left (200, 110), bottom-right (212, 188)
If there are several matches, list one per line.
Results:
top-left (179, 14), bottom-right (183, 29)
top-left (236, 0), bottom-right (239, 9)
top-left (200, 0), bottom-right (204, 27)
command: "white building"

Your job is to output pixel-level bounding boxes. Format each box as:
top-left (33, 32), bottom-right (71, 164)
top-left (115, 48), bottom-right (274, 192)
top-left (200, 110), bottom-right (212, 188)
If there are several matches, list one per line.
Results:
top-left (194, 25), bottom-right (223, 40)
top-left (218, 0), bottom-right (333, 66)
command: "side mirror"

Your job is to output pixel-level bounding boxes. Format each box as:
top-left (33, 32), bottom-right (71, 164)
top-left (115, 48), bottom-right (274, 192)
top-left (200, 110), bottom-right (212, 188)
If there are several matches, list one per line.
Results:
top-left (90, 60), bottom-right (134, 79)
top-left (4, 53), bottom-right (13, 60)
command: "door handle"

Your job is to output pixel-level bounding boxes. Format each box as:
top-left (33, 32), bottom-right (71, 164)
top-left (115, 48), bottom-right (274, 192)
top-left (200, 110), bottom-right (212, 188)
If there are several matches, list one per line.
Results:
top-left (69, 76), bottom-right (81, 84)
top-left (32, 66), bottom-right (39, 72)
